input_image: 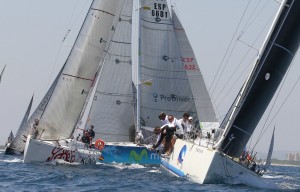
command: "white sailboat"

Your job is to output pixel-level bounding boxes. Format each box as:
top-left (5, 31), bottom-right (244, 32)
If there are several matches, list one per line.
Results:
top-left (23, 0), bottom-right (126, 164)
top-left (5, 95), bottom-right (33, 155)
top-left (161, 0), bottom-right (300, 184)
top-left (82, 0), bottom-right (217, 164)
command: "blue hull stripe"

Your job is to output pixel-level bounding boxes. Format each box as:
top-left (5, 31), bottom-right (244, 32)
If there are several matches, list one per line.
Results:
top-left (161, 159), bottom-right (185, 177)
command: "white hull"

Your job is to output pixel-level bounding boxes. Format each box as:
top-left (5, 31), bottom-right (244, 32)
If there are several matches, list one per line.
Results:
top-left (161, 139), bottom-right (262, 184)
top-left (23, 135), bottom-right (101, 165)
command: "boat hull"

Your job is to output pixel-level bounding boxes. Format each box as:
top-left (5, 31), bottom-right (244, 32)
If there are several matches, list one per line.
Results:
top-left (4, 146), bottom-right (23, 155)
top-left (161, 139), bottom-right (261, 184)
top-left (99, 142), bottom-right (160, 164)
top-left (23, 135), bottom-right (101, 165)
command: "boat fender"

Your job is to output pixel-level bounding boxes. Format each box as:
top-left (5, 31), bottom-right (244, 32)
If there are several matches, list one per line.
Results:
top-left (95, 139), bottom-right (105, 151)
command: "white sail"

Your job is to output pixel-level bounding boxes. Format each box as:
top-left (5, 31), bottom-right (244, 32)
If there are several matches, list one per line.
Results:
top-left (138, 0), bottom-right (200, 127)
top-left (6, 95), bottom-right (34, 153)
top-left (171, 9), bottom-right (219, 130)
top-left (85, 0), bottom-right (134, 142)
top-left (38, 0), bottom-right (124, 140)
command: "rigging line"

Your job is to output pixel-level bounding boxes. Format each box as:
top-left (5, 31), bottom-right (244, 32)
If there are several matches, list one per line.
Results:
top-left (253, 44), bottom-right (297, 149)
top-left (215, 55), bottom-right (255, 110)
top-left (212, 0), bottom-right (266, 99)
top-left (242, 0), bottom-right (270, 33)
top-left (209, 0), bottom-right (251, 94)
top-left (215, 8), bottom-right (276, 111)
top-left (254, 65), bottom-right (293, 148)
top-left (254, 69), bottom-right (300, 150)
top-left (45, 0), bottom-right (91, 90)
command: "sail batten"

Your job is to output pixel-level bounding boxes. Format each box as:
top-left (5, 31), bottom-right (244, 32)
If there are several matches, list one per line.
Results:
top-left (37, 0), bottom-right (125, 140)
top-left (85, 0), bottom-right (135, 142)
top-left (136, 0), bottom-right (218, 130)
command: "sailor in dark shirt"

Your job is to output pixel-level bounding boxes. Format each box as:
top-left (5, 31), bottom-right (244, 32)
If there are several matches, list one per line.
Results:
top-left (151, 125), bottom-right (176, 154)
top-left (87, 125), bottom-right (95, 142)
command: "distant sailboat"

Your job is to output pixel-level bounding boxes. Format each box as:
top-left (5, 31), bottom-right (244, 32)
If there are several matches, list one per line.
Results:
top-left (23, 0), bottom-right (125, 164)
top-left (4, 131), bottom-right (14, 149)
top-left (5, 95), bottom-right (34, 155)
top-left (0, 65), bottom-right (6, 84)
top-left (260, 127), bottom-right (275, 172)
top-left (161, 0), bottom-right (300, 184)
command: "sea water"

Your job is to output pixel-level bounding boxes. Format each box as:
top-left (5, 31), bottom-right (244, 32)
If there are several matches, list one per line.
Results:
top-left (0, 150), bottom-right (299, 191)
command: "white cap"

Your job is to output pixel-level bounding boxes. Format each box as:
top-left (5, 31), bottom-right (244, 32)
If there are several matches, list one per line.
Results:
top-left (188, 116), bottom-right (193, 120)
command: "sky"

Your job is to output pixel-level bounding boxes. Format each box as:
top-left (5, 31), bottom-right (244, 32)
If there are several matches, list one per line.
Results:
top-left (0, 0), bottom-right (299, 154)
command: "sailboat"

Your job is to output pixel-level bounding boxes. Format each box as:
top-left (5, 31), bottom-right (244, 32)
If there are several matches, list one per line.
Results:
top-left (161, 0), bottom-right (300, 184)
top-left (0, 65), bottom-right (6, 84)
top-left (259, 127), bottom-right (275, 174)
top-left (82, 0), bottom-right (217, 164)
top-left (83, 0), bottom-right (161, 164)
top-left (5, 95), bottom-right (34, 155)
top-left (22, 0), bottom-right (126, 164)
top-left (4, 131), bottom-right (14, 149)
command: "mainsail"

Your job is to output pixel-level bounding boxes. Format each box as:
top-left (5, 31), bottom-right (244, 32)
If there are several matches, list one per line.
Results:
top-left (217, 0), bottom-right (300, 157)
top-left (138, 0), bottom-right (201, 127)
top-left (37, 0), bottom-right (124, 140)
top-left (85, 0), bottom-right (135, 142)
top-left (6, 95), bottom-right (33, 153)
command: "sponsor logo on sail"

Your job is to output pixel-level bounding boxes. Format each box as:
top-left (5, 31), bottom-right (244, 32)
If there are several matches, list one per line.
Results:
top-left (153, 93), bottom-right (191, 103)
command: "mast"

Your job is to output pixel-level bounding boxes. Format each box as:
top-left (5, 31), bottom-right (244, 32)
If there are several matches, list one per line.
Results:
top-left (136, 0), bottom-right (141, 134)
top-left (216, 0), bottom-right (300, 157)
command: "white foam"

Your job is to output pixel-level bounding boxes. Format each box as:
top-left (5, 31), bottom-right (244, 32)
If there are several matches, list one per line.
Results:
top-left (0, 157), bottom-right (22, 163)
top-left (46, 159), bottom-right (81, 166)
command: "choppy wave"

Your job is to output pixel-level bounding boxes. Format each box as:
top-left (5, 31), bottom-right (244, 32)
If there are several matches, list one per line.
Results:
top-left (0, 154), bottom-right (299, 191)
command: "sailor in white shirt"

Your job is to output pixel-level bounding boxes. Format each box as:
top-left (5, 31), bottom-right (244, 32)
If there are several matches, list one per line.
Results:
top-left (167, 115), bottom-right (184, 139)
top-left (179, 113), bottom-right (190, 135)
top-left (158, 112), bottom-right (169, 125)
